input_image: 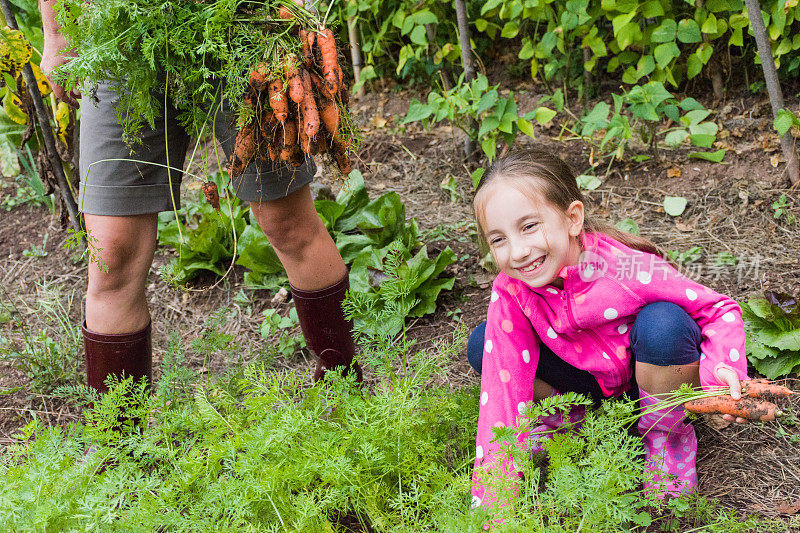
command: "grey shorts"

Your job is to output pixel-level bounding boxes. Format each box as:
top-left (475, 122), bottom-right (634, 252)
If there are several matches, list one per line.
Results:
top-left (78, 83), bottom-right (315, 215)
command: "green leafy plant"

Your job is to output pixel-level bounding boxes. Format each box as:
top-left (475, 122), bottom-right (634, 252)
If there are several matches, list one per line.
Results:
top-left (260, 307), bottom-right (305, 358)
top-left (772, 193), bottom-right (796, 225)
top-left (742, 291), bottom-right (800, 379)
top-left (0, 282), bottom-right (81, 392)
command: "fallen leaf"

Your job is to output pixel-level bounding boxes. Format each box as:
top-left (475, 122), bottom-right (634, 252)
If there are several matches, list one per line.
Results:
top-left (371, 114), bottom-right (388, 128)
top-left (705, 414), bottom-right (732, 430)
top-left (675, 221), bottom-right (694, 232)
top-left (667, 167), bottom-right (682, 178)
top-left (775, 498), bottom-right (800, 515)
top-left (270, 287), bottom-right (289, 306)
top-left (771, 154), bottom-right (782, 167)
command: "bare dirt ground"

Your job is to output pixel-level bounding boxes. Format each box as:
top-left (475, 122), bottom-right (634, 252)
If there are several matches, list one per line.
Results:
top-left (2, 80), bottom-right (800, 528)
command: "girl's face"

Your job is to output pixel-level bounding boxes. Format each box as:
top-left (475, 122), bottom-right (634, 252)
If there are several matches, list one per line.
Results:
top-left (480, 182), bottom-right (584, 289)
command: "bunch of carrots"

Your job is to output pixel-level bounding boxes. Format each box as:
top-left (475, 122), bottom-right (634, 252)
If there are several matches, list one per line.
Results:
top-left (683, 378), bottom-right (794, 422)
top-left (227, 4), bottom-right (354, 183)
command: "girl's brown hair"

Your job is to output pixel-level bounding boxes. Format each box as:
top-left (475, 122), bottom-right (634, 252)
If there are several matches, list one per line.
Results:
top-left (474, 148), bottom-right (668, 258)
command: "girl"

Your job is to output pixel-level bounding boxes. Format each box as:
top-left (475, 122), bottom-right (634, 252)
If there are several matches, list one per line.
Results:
top-left (469, 148), bottom-right (748, 510)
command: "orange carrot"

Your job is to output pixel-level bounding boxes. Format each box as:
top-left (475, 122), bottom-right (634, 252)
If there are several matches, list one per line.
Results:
top-left (299, 70), bottom-right (320, 138)
top-left (229, 121), bottom-right (257, 177)
top-left (279, 119), bottom-right (299, 161)
top-left (741, 379), bottom-right (794, 398)
top-left (202, 181), bottom-right (220, 210)
top-left (317, 28), bottom-right (340, 94)
top-left (249, 63), bottom-right (270, 92)
top-left (268, 79), bottom-right (289, 122)
top-left (300, 29), bottom-right (315, 68)
top-left (277, 5), bottom-right (294, 20)
top-left (309, 71), bottom-right (333, 101)
top-left (684, 396), bottom-right (781, 422)
top-left (318, 96), bottom-right (339, 136)
top-left (285, 55), bottom-right (304, 104)
top-left (330, 134), bottom-right (351, 175)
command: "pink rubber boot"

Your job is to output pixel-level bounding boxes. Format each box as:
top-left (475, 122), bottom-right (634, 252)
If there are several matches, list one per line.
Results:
top-left (638, 388), bottom-right (698, 498)
top-left (529, 392), bottom-right (586, 454)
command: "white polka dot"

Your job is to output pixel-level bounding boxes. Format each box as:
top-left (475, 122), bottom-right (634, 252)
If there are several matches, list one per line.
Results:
top-left (491, 291), bottom-right (499, 302)
top-left (547, 327), bottom-right (558, 339)
top-left (685, 288), bottom-right (698, 301)
top-left (604, 308), bottom-right (618, 320)
top-left (518, 402), bottom-right (527, 414)
top-left (547, 287), bottom-right (559, 294)
top-left (617, 323), bottom-right (628, 334)
top-left (729, 348), bottom-right (740, 362)
top-left (476, 445), bottom-right (484, 459)
top-left (713, 301), bottom-right (724, 308)
top-left (637, 271), bottom-right (652, 284)
top-left (484, 339), bottom-right (493, 353)
top-left (700, 353), bottom-right (707, 360)
top-left (522, 350), bottom-right (530, 363)
top-left (722, 312), bottom-right (735, 322)
top-left (481, 391), bottom-right (488, 405)
top-left (471, 495), bottom-right (482, 509)
top-left (602, 352), bottom-right (610, 359)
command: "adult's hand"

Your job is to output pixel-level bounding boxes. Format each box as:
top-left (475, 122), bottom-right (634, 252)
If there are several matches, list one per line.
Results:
top-left (40, 32), bottom-right (79, 107)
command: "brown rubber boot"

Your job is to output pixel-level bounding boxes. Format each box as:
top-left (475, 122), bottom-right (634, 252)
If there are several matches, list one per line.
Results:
top-left (290, 273), bottom-right (363, 382)
top-left (82, 321), bottom-right (153, 393)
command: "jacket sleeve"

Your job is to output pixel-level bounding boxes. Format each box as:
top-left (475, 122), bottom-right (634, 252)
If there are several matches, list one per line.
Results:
top-left (472, 279), bottom-right (539, 509)
top-left (619, 253), bottom-right (748, 389)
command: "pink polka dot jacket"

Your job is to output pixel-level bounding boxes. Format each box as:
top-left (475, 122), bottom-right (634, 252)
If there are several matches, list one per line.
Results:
top-left (471, 231), bottom-right (747, 506)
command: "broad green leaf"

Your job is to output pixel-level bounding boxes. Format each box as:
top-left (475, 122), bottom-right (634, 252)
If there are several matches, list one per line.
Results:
top-left (482, 136), bottom-right (497, 161)
top-left (651, 19), bottom-right (677, 43)
top-left (664, 129), bottom-right (689, 147)
top-left (686, 53), bottom-right (703, 79)
top-left (403, 100), bottom-right (434, 124)
top-left (533, 106), bottom-right (557, 125)
top-left (679, 97), bottom-right (705, 111)
top-left (774, 109), bottom-right (795, 136)
top-left (641, 0), bottom-right (665, 17)
top-left (688, 149), bottom-right (726, 162)
top-left (677, 19), bottom-right (702, 43)
top-left (696, 43), bottom-right (713, 64)
top-left (654, 41), bottom-right (680, 68)
top-left (636, 55), bottom-right (655, 77)
top-left (615, 21), bottom-right (640, 50)
top-left (501, 21), bottom-right (520, 39)
top-left (576, 174), bottom-right (602, 190)
top-left (519, 38), bottom-right (535, 60)
top-left (478, 116), bottom-right (500, 138)
top-left (517, 118), bottom-right (535, 138)
top-left (472, 167), bottom-right (486, 189)
top-left (663, 196), bottom-right (687, 216)
top-left (615, 218), bottom-right (640, 235)
top-left (409, 25), bottom-right (427, 46)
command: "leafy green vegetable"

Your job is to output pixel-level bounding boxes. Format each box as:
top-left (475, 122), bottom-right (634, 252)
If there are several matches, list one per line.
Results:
top-left (742, 291), bottom-right (800, 379)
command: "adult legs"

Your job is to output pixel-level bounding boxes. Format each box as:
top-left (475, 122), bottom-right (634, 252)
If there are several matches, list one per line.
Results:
top-left (82, 214), bottom-right (158, 392)
top-left (250, 185), bottom-right (360, 380)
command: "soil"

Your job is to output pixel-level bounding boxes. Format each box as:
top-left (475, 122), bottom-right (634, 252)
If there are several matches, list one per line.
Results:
top-left (2, 81), bottom-right (800, 528)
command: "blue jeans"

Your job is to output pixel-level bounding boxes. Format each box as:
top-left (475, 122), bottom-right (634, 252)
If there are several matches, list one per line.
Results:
top-left (466, 302), bottom-right (702, 401)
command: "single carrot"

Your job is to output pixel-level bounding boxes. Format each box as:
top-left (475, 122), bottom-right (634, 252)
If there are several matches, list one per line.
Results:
top-left (279, 119), bottom-right (299, 161)
top-left (318, 96), bottom-right (339, 136)
top-left (300, 29), bottom-right (314, 68)
top-left (299, 70), bottom-right (320, 138)
top-left (249, 63), bottom-right (270, 92)
top-left (309, 70), bottom-right (333, 101)
top-left (228, 121), bottom-right (257, 177)
top-left (741, 379), bottom-right (794, 398)
top-left (317, 28), bottom-right (340, 95)
top-left (277, 5), bottom-right (294, 20)
top-left (285, 55), bottom-right (304, 104)
top-left (684, 396), bottom-right (781, 422)
top-left (202, 181), bottom-right (220, 210)
top-left (268, 79), bottom-right (289, 122)
top-left (258, 108), bottom-right (278, 161)
top-left (330, 134), bottom-right (351, 175)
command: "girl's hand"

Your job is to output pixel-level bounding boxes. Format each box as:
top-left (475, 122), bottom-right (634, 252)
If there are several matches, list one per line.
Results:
top-left (715, 367), bottom-right (747, 424)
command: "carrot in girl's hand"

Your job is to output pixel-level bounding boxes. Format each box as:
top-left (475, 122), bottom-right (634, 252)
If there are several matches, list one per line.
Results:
top-left (277, 5), bottom-right (294, 20)
top-left (318, 97), bottom-right (339, 137)
top-left (268, 79), bottom-right (288, 123)
top-left (741, 378), bottom-right (794, 398)
top-left (684, 396), bottom-right (782, 422)
top-left (317, 28), bottom-right (340, 95)
top-left (228, 121), bottom-right (257, 177)
top-left (300, 29), bottom-right (314, 67)
top-left (309, 71), bottom-right (333, 101)
top-left (279, 119), bottom-right (298, 161)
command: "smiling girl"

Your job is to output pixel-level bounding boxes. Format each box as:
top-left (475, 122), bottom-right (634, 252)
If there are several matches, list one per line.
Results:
top-left (468, 148), bottom-right (749, 510)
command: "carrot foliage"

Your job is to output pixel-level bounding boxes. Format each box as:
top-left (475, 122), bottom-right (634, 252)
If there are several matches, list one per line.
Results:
top-left (53, 0), bottom-right (313, 144)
